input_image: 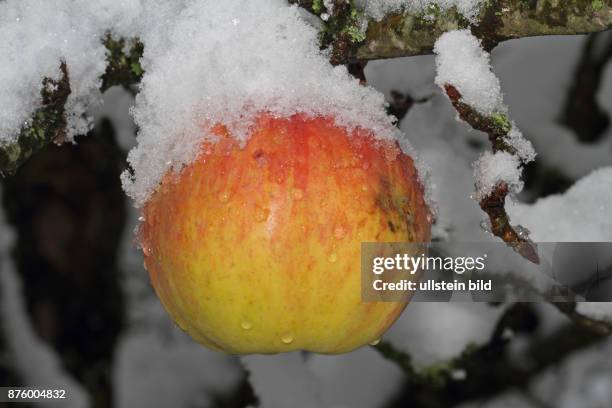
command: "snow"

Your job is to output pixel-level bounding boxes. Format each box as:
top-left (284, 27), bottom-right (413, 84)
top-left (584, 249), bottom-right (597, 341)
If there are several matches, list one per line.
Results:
top-left (307, 347), bottom-right (405, 408)
top-left (113, 330), bottom-right (242, 408)
top-left (242, 348), bottom-right (405, 408)
top-left (509, 167), bottom-right (612, 242)
top-left (530, 340), bottom-right (612, 408)
top-left (473, 151), bottom-right (523, 199)
top-left (434, 30), bottom-right (536, 200)
top-left (358, 0), bottom-right (485, 22)
top-left (434, 30), bottom-right (504, 116)
top-left (385, 302), bottom-right (505, 366)
top-left (575, 303), bottom-right (612, 325)
top-left (242, 353), bottom-right (324, 408)
top-left (0, 0), bottom-right (144, 144)
top-left (121, 0), bottom-right (407, 207)
top-left (504, 127), bottom-right (537, 163)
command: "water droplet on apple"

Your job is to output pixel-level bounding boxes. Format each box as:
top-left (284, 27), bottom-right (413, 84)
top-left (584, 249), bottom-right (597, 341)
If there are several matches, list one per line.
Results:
top-left (362, 162), bottom-right (371, 170)
top-left (291, 188), bottom-right (303, 200)
top-left (218, 191), bottom-right (230, 203)
top-left (142, 245), bottom-right (152, 257)
top-left (361, 185), bottom-right (368, 192)
top-left (241, 321), bottom-right (252, 330)
top-left (327, 252), bottom-right (337, 263)
top-left (281, 333), bottom-right (294, 344)
top-left (369, 338), bottom-right (381, 346)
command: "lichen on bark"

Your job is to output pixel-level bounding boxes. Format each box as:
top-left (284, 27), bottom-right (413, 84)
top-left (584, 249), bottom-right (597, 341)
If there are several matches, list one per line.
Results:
top-left (0, 63), bottom-right (71, 176)
top-left (356, 0), bottom-right (612, 60)
top-left (0, 36), bottom-right (144, 175)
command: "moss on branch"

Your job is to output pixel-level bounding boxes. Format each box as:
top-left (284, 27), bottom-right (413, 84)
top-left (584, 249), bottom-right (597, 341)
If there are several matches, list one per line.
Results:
top-left (0, 63), bottom-right (71, 175)
top-left (101, 35), bottom-right (144, 92)
top-left (352, 0), bottom-right (612, 60)
top-left (3, 0), bottom-right (612, 171)
top-left (0, 36), bottom-right (143, 175)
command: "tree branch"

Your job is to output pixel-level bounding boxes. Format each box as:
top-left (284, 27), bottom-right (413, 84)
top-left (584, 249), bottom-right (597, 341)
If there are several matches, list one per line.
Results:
top-left (0, 63), bottom-right (71, 175)
top-left (3, 1), bottom-right (612, 171)
top-left (357, 0), bottom-right (612, 61)
top-left (0, 35), bottom-right (143, 175)
top-left (376, 303), bottom-right (607, 407)
top-left (443, 84), bottom-right (540, 264)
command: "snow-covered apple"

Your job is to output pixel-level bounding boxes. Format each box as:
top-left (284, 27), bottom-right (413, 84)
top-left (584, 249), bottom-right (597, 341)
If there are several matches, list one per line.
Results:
top-left (139, 113), bottom-right (431, 354)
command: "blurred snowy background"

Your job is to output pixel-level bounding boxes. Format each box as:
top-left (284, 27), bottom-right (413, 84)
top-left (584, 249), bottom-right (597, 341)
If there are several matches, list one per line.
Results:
top-left (1, 31), bottom-right (612, 408)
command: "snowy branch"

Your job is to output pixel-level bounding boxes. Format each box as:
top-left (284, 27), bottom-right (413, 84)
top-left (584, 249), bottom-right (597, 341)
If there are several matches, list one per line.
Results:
top-left (444, 84), bottom-right (539, 263)
top-left (434, 30), bottom-right (539, 263)
top-left (0, 63), bottom-right (70, 175)
top-left (0, 36), bottom-right (143, 175)
top-left (296, 0), bottom-right (612, 62)
top-left (3, 2), bottom-right (612, 172)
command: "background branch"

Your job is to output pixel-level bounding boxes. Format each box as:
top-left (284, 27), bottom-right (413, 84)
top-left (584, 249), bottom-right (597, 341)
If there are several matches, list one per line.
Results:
top-left (356, 0), bottom-right (612, 61)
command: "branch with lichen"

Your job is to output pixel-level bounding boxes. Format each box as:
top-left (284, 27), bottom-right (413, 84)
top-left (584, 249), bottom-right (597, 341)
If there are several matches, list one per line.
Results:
top-left (3, 1), bottom-right (612, 172)
top-left (443, 83), bottom-right (540, 264)
top-left (293, 0), bottom-right (612, 63)
top-left (0, 63), bottom-right (71, 175)
top-left (0, 35), bottom-right (143, 175)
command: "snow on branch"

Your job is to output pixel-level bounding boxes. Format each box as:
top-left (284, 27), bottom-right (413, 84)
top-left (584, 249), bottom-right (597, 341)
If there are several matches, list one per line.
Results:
top-left (0, 36), bottom-right (143, 175)
top-left (2, 1), bottom-right (612, 173)
top-left (0, 62), bottom-right (71, 175)
top-left (295, 0), bottom-right (612, 63)
top-left (434, 30), bottom-right (539, 264)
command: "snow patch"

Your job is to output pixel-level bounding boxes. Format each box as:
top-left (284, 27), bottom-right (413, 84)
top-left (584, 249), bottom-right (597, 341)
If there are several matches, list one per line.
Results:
top-left (473, 151), bottom-right (523, 199)
top-left (509, 167), bottom-right (612, 242)
top-left (576, 303), bottom-right (612, 325)
top-left (242, 353), bottom-right (324, 408)
top-left (434, 29), bottom-right (503, 116)
top-left (358, 0), bottom-right (485, 22)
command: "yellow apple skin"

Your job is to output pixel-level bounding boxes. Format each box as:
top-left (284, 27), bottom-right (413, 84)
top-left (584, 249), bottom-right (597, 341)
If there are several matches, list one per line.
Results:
top-left (140, 114), bottom-right (431, 354)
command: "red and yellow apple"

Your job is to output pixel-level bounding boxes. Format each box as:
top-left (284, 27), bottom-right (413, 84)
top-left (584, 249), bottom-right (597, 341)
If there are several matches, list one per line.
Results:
top-left (139, 114), bottom-right (431, 354)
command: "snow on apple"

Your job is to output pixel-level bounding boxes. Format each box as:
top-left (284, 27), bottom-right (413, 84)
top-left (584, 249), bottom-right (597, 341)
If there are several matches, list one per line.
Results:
top-left (121, 0), bottom-right (416, 207)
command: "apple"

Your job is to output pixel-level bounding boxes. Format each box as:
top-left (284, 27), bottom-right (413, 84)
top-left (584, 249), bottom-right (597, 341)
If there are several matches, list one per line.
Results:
top-left (139, 113), bottom-right (431, 354)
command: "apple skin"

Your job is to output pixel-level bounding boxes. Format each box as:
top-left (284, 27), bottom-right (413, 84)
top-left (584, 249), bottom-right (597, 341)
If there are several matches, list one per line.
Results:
top-left (139, 114), bottom-right (431, 354)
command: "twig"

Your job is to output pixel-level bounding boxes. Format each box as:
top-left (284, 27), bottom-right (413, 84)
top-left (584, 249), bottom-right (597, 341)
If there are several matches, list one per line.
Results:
top-left (443, 84), bottom-right (539, 264)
